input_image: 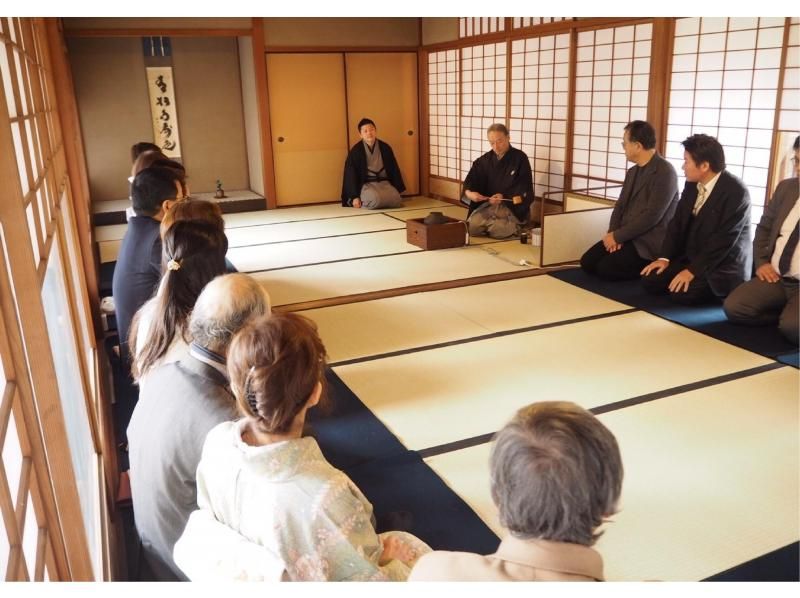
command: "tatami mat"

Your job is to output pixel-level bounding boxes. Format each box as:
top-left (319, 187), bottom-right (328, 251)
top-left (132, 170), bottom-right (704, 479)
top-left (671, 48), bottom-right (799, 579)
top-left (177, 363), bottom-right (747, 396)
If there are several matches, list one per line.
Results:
top-left (227, 229), bottom-right (420, 272)
top-left (333, 311), bottom-right (773, 452)
top-left (93, 208), bottom-right (400, 245)
top-left (94, 197), bottom-right (451, 244)
top-left (96, 199), bottom-right (453, 263)
top-left (98, 239), bottom-right (123, 264)
top-left (423, 366), bottom-right (799, 581)
top-left (223, 213), bottom-right (403, 247)
top-left (551, 268), bottom-right (798, 360)
top-left (252, 241), bottom-right (543, 306)
top-left (219, 196), bottom-right (450, 228)
top-left (304, 276), bottom-right (630, 364)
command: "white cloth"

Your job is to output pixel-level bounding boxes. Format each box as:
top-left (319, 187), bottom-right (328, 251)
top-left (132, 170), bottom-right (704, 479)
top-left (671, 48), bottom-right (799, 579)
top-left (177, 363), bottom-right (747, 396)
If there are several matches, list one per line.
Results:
top-left (771, 196), bottom-right (800, 279)
top-left (190, 421), bottom-right (431, 581)
top-left (174, 510), bottom-right (287, 581)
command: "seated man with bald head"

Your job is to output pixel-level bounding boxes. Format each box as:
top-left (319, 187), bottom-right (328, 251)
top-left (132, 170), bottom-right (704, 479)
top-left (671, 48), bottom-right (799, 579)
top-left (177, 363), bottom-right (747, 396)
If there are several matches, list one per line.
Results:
top-left (127, 273), bottom-right (271, 580)
top-left (410, 401), bottom-right (623, 581)
top-left (463, 123), bottom-right (534, 239)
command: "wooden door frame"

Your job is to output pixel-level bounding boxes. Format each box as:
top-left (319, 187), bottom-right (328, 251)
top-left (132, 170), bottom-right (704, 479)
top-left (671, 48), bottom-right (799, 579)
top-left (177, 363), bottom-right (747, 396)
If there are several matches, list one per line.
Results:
top-left (0, 54), bottom-right (95, 579)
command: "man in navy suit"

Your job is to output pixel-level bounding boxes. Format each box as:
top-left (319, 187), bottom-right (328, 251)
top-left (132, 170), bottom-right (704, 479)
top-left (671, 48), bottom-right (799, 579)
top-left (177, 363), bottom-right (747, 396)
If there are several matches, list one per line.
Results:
top-left (641, 134), bottom-right (752, 304)
top-left (113, 166), bottom-right (185, 360)
top-left (724, 135), bottom-right (799, 344)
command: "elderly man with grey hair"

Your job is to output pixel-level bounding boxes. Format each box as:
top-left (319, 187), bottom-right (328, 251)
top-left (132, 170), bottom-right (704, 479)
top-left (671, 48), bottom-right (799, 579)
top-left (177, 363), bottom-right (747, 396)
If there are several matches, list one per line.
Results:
top-left (462, 123), bottom-right (534, 239)
top-left (127, 273), bottom-right (271, 581)
top-left (410, 401), bottom-right (623, 581)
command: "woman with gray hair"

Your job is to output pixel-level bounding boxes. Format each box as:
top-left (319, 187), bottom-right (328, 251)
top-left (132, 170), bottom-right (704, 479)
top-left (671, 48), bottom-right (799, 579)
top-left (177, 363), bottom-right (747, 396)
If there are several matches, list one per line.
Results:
top-left (410, 401), bottom-right (623, 581)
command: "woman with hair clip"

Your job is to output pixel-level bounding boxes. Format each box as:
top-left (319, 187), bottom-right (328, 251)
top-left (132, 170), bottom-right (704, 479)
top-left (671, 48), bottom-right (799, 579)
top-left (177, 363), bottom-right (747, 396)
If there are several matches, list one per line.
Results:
top-left (178, 313), bottom-right (430, 581)
top-left (160, 199), bottom-right (238, 272)
top-left (129, 219), bottom-right (228, 381)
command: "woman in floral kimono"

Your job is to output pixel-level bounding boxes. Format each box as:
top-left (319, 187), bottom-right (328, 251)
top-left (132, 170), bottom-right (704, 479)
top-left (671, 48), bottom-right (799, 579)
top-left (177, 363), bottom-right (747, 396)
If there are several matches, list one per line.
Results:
top-left (177, 312), bottom-right (429, 581)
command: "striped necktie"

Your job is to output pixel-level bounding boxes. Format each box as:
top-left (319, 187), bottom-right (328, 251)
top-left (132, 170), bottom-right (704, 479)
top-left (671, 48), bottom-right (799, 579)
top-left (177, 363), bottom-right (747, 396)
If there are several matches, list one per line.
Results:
top-left (693, 182), bottom-right (707, 216)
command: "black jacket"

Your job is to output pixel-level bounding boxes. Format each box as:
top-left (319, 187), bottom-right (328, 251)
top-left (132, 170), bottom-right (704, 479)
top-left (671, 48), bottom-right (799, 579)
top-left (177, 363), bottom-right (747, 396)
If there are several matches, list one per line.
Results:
top-left (753, 177), bottom-right (799, 270)
top-left (463, 146), bottom-right (534, 223)
top-left (112, 216), bottom-right (162, 358)
top-left (341, 140), bottom-right (406, 206)
top-left (660, 170), bottom-right (752, 297)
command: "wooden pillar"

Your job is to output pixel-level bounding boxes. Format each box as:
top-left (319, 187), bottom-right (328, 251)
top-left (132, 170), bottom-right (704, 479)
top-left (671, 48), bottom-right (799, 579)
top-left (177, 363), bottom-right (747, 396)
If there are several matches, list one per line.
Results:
top-left (252, 17), bottom-right (277, 209)
top-left (563, 27), bottom-right (578, 200)
top-left (418, 46), bottom-right (430, 197)
top-left (647, 18), bottom-right (676, 155)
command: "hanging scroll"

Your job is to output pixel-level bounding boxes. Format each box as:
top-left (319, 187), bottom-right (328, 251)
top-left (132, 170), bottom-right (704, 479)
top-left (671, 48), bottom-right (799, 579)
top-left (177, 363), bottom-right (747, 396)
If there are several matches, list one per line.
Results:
top-left (146, 66), bottom-right (182, 159)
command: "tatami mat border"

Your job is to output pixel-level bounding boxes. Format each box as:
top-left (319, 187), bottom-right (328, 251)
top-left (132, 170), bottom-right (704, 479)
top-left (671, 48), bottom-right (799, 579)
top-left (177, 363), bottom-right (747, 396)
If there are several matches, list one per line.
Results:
top-left (279, 266), bottom-right (574, 313)
top-left (704, 542), bottom-right (799, 581)
top-left (416, 362), bottom-right (788, 459)
top-left (223, 207), bottom-right (432, 229)
top-left (242, 238), bottom-right (509, 274)
top-left (589, 362), bottom-right (787, 415)
top-left (230, 226), bottom-right (405, 248)
top-left (329, 307), bottom-right (639, 367)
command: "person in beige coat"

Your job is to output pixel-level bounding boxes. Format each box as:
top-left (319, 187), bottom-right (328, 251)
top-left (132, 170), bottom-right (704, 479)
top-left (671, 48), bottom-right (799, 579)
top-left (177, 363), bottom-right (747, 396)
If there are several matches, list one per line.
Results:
top-left (409, 401), bottom-right (623, 581)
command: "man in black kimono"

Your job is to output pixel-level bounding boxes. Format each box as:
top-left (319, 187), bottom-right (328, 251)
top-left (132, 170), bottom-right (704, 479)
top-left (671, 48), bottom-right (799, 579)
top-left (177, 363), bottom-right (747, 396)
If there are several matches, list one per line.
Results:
top-left (641, 134), bottom-right (752, 304)
top-left (462, 123), bottom-right (533, 239)
top-left (341, 118), bottom-right (406, 209)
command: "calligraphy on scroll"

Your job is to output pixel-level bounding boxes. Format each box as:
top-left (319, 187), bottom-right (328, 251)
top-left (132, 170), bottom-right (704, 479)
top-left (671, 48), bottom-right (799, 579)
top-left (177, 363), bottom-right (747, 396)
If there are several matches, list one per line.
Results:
top-left (146, 66), bottom-right (182, 159)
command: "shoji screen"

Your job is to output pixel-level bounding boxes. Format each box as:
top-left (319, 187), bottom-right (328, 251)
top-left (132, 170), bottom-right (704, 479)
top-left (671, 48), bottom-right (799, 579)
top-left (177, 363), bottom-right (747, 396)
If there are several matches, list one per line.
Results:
top-left (509, 33), bottom-right (571, 200)
top-left (459, 18), bottom-right (505, 39)
top-left (0, 17), bottom-right (101, 579)
top-left (512, 18), bottom-right (569, 29)
top-left (572, 23), bottom-right (652, 198)
top-left (772, 18), bottom-right (799, 189)
top-left (428, 49), bottom-right (460, 180)
top-left (666, 17), bottom-right (787, 223)
top-left (460, 41), bottom-right (507, 180)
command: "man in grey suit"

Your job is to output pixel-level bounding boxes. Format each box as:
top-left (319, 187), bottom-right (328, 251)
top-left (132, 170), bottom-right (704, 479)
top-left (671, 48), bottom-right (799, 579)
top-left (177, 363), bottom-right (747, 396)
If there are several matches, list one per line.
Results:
top-left (642, 134), bottom-right (752, 304)
top-left (127, 273), bottom-right (271, 580)
top-left (581, 120), bottom-right (679, 280)
top-left (724, 135), bottom-right (799, 344)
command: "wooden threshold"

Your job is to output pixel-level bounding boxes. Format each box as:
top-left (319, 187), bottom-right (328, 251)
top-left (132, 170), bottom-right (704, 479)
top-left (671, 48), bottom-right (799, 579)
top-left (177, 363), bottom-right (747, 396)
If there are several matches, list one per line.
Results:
top-left (276, 263), bottom-right (577, 313)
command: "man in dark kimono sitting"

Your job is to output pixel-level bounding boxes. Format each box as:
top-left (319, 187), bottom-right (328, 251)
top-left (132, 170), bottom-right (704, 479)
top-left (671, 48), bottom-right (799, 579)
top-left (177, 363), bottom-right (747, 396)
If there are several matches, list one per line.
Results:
top-left (462, 123), bottom-right (533, 239)
top-left (341, 118), bottom-right (406, 209)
